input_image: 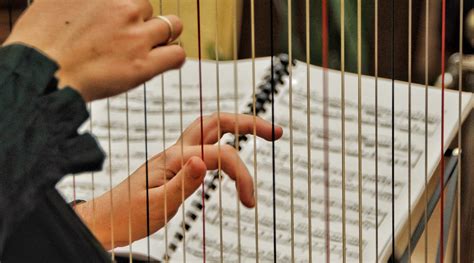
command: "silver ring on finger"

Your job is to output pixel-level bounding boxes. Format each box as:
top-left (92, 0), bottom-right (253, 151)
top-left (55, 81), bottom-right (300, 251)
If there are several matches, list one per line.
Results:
top-left (155, 16), bottom-right (174, 44)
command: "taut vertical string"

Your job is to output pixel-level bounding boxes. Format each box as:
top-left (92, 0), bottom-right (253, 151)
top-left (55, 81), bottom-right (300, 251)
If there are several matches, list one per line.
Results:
top-left (440, 0), bottom-right (446, 260)
top-left (340, 0), bottom-right (346, 261)
top-left (269, 0), bottom-right (277, 261)
top-left (232, 1), bottom-right (243, 262)
top-left (391, 0), bottom-right (396, 260)
top-left (374, 0), bottom-right (379, 261)
top-left (357, 0), bottom-right (363, 261)
top-left (158, 2), bottom-right (170, 261)
top-left (143, 82), bottom-right (151, 261)
top-left (195, 1), bottom-right (206, 261)
top-left (106, 98), bottom-right (115, 260)
top-left (250, 0), bottom-right (259, 261)
top-left (424, 0), bottom-right (430, 261)
top-left (214, 1), bottom-right (224, 261)
top-left (321, 0), bottom-right (330, 260)
top-left (88, 103), bottom-right (97, 239)
top-left (456, 0), bottom-right (464, 261)
top-left (176, 0), bottom-right (186, 261)
top-left (305, 0), bottom-right (313, 262)
top-left (125, 92), bottom-right (132, 263)
top-left (287, 0), bottom-right (295, 261)
top-left (408, 0), bottom-right (413, 260)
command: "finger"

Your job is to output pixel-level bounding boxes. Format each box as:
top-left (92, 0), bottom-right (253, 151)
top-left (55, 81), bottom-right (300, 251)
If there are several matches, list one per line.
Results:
top-left (162, 145), bottom-right (255, 208)
top-left (142, 45), bottom-right (186, 80)
top-left (144, 15), bottom-right (183, 47)
top-left (179, 113), bottom-right (284, 146)
top-left (150, 157), bottom-right (207, 214)
top-left (137, 0), bottom-right (154, 20)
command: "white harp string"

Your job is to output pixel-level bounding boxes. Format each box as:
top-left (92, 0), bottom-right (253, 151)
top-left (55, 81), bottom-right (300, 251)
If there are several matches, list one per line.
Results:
top-left (106, 98), bottom-right (115, 260)
top-left (374, 0), bottom-right (379, 261)
top-left (424, 0), bottom-right (430, 261)
top-left (125, 92), bottom-right (132, 263)
top-left (214, 0), bottom-right (224, 262)
top-left (88, 103), bottom-right (97, 241)
top-left (305, 0), bottom-right (313, 262)
top-left (232, 0), bottom-right (243, 261)
top-left (287, 0), bottom-right (295, 261)
top-left (357, 0), bottom-right (363, 261)
top-left (250, 0), bottom-right (259, 262)
top-left (232, 0), bottom-right (243, 262)
top-left (340, 0), bottom-right (347, 261)
top-left (408, 0), bottom-right (413, 260)
top-left (158, 2), bottom-right (170, 261)
top-left (175, 0), bottom-right (186, 262)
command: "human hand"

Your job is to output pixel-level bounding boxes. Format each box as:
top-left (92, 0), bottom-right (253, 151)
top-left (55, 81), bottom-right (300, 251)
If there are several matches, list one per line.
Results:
top-left (75, 113), bottom-right (284, 249)
top-left (3, 0), bottom-right (184, 102)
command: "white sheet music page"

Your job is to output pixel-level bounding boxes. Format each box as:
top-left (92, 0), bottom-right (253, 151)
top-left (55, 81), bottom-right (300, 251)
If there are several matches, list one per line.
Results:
top-left (169, 61), bottom-right (472, 262)
top-left (56, 58), bottom-right (472, 262)
top-left (56, 58), bottom-right (271, 260)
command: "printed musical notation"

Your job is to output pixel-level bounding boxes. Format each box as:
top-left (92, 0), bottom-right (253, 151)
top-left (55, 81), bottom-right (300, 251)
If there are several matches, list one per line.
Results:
top-left (56, 58), bottom-right (472, 262)
top-left (168, 60), bottom-right (472, 262)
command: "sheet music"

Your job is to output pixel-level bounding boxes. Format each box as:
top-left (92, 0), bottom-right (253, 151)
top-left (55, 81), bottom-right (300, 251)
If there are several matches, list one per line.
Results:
top-left (56, 58), bottom-right (272, 260)
top-left (168, 62), bottom-right (473, 262)
top-left (56, 58), bottom-right (472, 262)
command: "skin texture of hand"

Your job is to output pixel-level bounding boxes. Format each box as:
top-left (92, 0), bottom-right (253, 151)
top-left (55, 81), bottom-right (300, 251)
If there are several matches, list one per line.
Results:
top-left (3, 0), bottom-right (184, 102)
top-left (74, 113), bottom-right (284, 249)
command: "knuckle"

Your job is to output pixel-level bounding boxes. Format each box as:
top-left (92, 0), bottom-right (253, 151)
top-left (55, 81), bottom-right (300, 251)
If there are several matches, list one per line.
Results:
top-left (143, 1), bottom-right (153, 18)
top-left (207, 113), bottom-right (219, 127)
top-left (119, 2), bottom-right (141, 21)
top-left (130, 58), bottom-right (147, 72)
top-left (193, 116), bottom-right (203, 124)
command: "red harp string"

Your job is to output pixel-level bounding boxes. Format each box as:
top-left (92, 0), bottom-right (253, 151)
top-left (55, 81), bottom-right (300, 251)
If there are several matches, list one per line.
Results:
top-left (321, 0), bottom-right (330, 261)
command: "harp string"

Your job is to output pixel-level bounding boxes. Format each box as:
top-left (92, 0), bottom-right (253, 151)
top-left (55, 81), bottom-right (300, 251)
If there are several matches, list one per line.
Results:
top-left (440, 0), bottom-right (447, 260)
top-left (176, 0), bottom-right (186, 261)
top-left (106, 98), bottom-right (115, 260)
top-left (158, 2), bottom-right (170, 260)
top-left (143, 82), bottom-right (151, 261)
top-left (287, 0), bottom-right (295, 261)
top-left (125, 92), bottom-right (132, 262)
top-left (424, 0), bottom-right (430, 261)
top-left (232, 1), bottom-right (242, 262)
top-left (339, 0), bottom-right (346, 261)
top-left (408, 0), bottom-right (413, 260)
top-left (213, 0), bottom-right (224, 261)
top-left (88, 103), bottom-right (97, 239)
top-left (374, 0), bottom-right (379, 261)
top-left (250, 0), bottom-right (259, 261)
top-left (321, 0), bottom-right (331, 259)
top-left (195, 0), bottom-right (206, 260)
top-left (391, 0), bottom-right (395, 260)
top-left (457, 0), bottom-right (464, 261)
top-left (305, 0), bottom-right (313, 262)
top-left (235, 0), bottom-right (243, 260)
top-left (357, 0), bottom-right (363, 261)
top-left (269, 0), bottom-right (277, 261)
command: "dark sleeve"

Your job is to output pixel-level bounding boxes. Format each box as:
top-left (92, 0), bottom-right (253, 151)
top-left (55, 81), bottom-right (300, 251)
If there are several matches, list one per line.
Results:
top-left (0, 44), bottom-right (105, 250)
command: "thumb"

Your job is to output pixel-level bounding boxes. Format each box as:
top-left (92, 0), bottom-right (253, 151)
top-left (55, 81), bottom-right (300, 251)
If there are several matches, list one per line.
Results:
top-left (155, 156), bottom-right (207, 214)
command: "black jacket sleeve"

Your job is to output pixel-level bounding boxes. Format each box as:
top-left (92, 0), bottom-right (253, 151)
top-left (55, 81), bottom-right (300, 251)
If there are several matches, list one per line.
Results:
top-left (0, 44), bottom-right (105, 252)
